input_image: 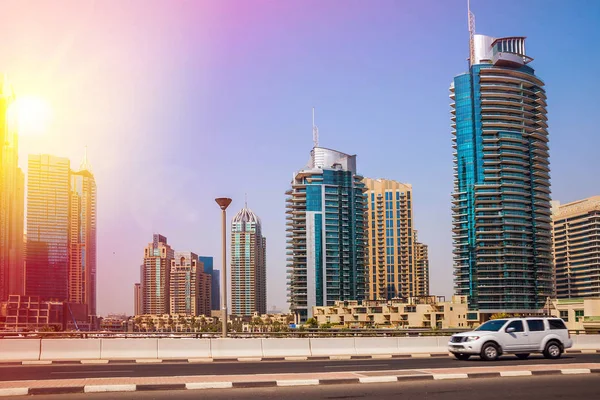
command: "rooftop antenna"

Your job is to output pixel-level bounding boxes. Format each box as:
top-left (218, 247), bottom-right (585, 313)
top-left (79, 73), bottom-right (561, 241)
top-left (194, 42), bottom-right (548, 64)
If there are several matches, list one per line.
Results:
top-left (468, 0), bottom-right (476, 67)
top-left (245, 193), bottom-right (248, 208)
top-left (312, 107), bottom-right (319, 148)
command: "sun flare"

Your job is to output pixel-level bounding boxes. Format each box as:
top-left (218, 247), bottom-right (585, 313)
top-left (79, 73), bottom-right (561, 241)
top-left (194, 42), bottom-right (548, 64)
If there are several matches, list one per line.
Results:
top-left (9, 96), bottom-right (53, 137)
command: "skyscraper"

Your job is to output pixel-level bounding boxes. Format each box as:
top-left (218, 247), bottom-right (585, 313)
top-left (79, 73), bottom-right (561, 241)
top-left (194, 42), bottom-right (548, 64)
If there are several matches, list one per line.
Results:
top-left (199, 256), bottom-right (221, 311)
top-left (134, 283), bottom-right (142, 316)
top-left (0, 75), bottom-right (25, 301)
top-left (413, 231), bottom-right (430, 297)
top-left (363, 178), bottom-right (429, 300)
top-left (450, 23), bottom-right (553, 311)
top-left (230, 204), bottom-right (266, 316)
top-left (170, 251), bottom-right (211, 316)
top-left (141, 234), bottom-right (174, 314)
top-left (68, 151), bottom-right (97, 316)
top-left (26, 155), bottom-right (71, 301)
top-left (552, 196), bottom-right (600, 299)
top-left (286, 147), bottom-right (367, 322)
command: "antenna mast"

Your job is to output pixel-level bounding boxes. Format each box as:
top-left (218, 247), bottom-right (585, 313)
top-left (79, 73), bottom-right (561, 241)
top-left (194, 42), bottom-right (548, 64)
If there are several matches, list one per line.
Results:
top-left (312, 107), bottom-right (319, 148)
top-left (468, 0), bottom-right (476, 67)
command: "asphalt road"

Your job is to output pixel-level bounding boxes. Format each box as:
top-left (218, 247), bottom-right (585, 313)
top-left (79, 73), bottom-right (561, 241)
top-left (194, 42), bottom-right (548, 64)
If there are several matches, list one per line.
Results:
top-left (1, 353), bottom-right (598, 381)
top-left (20, 374), bottom-right (600, 400)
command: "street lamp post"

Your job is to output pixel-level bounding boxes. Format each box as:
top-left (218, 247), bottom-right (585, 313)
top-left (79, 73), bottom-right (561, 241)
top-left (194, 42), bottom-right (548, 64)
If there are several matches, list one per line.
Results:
top-left (215, 198), bottom-right (232, 338)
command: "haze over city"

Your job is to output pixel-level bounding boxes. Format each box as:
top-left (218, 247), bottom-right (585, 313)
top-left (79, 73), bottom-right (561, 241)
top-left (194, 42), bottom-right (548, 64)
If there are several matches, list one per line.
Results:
top-left (2, 0), bottom-right (598, 316)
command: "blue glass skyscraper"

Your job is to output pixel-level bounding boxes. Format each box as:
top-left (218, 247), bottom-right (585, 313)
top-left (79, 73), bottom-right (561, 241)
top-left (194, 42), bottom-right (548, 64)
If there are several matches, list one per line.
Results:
top-left (286, 147), bottom-right (367, 322)
top-left (451, 33), bottom-right (553, 313)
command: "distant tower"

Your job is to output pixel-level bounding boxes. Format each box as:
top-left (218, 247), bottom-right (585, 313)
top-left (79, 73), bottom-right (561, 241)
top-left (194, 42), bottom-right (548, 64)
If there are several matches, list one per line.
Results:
top-left (230, 203), bottom-right (266, 316)
top-left (450, 6), bottom-right (552, 312)
top-left (141, 234), bottom-right (174, 314)
top-left (169, 251), bottom-right (211, 316)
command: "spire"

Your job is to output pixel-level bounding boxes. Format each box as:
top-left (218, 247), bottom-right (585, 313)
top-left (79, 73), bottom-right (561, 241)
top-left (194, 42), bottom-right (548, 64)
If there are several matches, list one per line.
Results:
top-left (312, 107), bottom-right (319, 148)
top-left (245, 193), bottom-right (248, 208)
top-left (80, 146), bottom-right (92, 172)
top-left (468, 0), bottom-right (476, 67)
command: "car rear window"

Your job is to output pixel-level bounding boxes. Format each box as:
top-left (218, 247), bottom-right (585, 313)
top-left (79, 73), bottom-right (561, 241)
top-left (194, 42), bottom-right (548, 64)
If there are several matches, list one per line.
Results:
top-left (549, 319), bottom-right (567, 330)
top-left (527, 319), bottom-right (545, 332)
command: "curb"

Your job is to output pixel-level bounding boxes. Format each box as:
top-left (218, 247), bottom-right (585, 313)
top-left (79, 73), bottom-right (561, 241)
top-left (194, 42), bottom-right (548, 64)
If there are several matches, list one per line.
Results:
top-left (2, 368), bottom-right (599, 397)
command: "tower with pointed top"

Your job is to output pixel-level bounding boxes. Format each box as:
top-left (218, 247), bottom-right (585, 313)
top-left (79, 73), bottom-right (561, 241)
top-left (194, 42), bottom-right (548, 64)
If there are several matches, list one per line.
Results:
top-left (450, 6), bottom-right (552, 313)
top-left (230, 203), bottom-right (266, 316)
top-left (69, 149), bottom-right (97, 317)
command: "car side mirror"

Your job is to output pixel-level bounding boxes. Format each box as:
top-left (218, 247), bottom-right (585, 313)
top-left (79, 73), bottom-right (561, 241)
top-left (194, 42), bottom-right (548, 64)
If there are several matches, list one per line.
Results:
top-left (506, 327), bottom-right (516, 333)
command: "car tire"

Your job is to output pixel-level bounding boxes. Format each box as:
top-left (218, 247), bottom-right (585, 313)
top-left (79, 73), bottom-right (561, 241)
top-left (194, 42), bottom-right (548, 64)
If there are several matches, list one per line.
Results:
top-left (515, 353), bottom-right (530, 360)
top-left (480, 342), bottom-right (499, 361)
top-left (543, 341), bottom-right (562, 359)
top-left (454, 353), bottom-right (471, 361)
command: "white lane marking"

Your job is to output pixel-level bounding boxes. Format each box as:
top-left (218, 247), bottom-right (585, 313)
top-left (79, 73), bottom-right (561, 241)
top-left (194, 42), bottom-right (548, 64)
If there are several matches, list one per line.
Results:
top-left (561, 369), bottom-right (591, 374)
top-left (500, 371), bottom-right (532, 377)
top-left (580, 350), bottom-right (597, 354)
top-left (277, 379), bottom-right (320, 386)
top-left (237, 357), bottom-right (262, 362)
top-left (359, 376), bottom-right (398, 383)
top-left (330, 356), bottom-right (352, 360)
top-left (433, 373), bottom-right (469, 380)
top-left (85, 385), bottom-right (136, 393)
top-left (0, 388), bottom-right (28, 397)
top-left (186, 382), bottom-right (233, 389)
top-left (284, 357), bottom-right (308, 361)
top-left (371, 354), bottom-right (393, 359)
top-left (135, 359), bottom-right (162, 363)
top-left (22, 361), bottom-right (51, 365)
top-left (324, 364), bottom-right (390, 369)
top-left (411, 354), bottom-right (432, 358)
top-left (81, 360), bottom-right (109, 364)
top-left (188, 358), bottom-right (213, 363)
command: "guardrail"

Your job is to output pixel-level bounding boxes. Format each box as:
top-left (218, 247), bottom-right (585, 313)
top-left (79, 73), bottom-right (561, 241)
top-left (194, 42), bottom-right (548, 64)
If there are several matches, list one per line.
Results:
top-left (0, 329), bottom-right (470, 339)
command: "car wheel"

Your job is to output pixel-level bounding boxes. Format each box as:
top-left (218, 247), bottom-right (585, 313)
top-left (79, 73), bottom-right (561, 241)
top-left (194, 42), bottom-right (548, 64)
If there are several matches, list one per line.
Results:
top-left (515, 353), bottom-right (530, 360)
top-left (454, 353), bottom-right (471, 360)
top-left (543, 341), bottom-right (562, 359)
top-left (480, 342), bottom-right (499, 361)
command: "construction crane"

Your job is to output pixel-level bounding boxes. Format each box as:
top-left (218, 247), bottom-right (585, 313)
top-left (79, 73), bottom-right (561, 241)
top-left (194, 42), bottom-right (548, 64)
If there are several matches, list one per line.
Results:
top-left (468, 0), bottom-right (476, 67)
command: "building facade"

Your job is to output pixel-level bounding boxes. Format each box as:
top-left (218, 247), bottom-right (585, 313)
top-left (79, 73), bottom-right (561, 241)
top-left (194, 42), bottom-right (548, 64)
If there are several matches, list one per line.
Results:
top-left (199, 256), bottom-right (220, 311)
top-left (141, 234), bottom-right (174, 314)
top-left (231, 206), bottom-right (266, 316)
top-left (552, 196), bottom-right (600, 299)
top-left (134, 283), bottom-right (142, 316)
top-left (363, 178), bottom-right (429, 300)
top-left (450, 33), bottom-right (553, 312)
top-left (169, 252), bottom-right (211, 316)
top-left (68, 152), bottom-right (97, 317)
top-left (313, 295), bottom-right (477, 329)
top-left (286, 147), bottom-right (367, 322)
top-left (0, 295), bottom-right (66, 331)
top-left (0, 76), bottom-right (25, 301)
top-left (26, 155), bottom-right (71, 301)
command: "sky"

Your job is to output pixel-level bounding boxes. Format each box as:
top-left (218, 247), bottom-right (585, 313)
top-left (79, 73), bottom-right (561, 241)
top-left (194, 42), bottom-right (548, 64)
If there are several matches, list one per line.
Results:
top-left (1, 0), bottom-right (599, 315)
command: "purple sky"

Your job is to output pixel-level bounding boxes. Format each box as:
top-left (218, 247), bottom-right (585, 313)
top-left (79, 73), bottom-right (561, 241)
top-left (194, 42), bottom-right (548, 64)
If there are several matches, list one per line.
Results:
top-left (1, 0), bottom-right (598, 315)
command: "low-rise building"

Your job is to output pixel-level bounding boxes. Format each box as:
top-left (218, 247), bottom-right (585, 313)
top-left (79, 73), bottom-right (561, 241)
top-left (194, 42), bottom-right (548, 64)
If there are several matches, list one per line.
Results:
top-left (550, 298), bottom-right (600, 333)
top-left (0, 295), bottom-right (66, 331)
top-left (313, 295), bottom-right (478, 329)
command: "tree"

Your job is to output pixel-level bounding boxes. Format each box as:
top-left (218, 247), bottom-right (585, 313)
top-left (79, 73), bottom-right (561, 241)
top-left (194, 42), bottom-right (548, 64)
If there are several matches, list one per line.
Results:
top-left (306, 318), bottom-right (318, 329)
top-left (490, 313), bottom-right (511, 320)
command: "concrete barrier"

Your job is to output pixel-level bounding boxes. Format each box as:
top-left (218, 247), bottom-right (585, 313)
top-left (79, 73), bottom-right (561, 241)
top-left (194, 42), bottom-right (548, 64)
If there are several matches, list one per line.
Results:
top-left (41, 339), bottom-right (101, 360)
top-left (100, 338), bottom-right (158, 360)
top-left (262, 338), bottom-right (311, 357)
top-left (210, 338), bottom-right (263, 358)
top-left (309, 338), bottom-right (356, 356)
top-left (397, 337), bottom-right (442, 354)
top-left (354, 337), bottom-right (399, 355)
top-left (157, 338), bottom-right (211, 359)
top-left (572, 335), bottom-right (600, 349)
top-left (0, 339), bottom-right (40, 361)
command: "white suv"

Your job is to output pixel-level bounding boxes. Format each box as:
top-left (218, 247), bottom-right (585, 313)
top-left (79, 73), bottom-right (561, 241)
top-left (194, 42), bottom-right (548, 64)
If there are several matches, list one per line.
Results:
top-left (448, 317), bottom-right (573, 361)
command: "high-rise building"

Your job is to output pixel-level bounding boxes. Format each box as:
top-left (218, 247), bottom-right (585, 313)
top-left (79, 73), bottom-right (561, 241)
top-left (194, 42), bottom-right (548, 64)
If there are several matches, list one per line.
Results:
top-left (0, 76), bottom-right (25, 301)
top-left (134, 283), bottom-right (142, 316)
top-left (68, 151), bottom-right (97, 316)
top-left (552, 196), bottom-right (600, 299)
top-left (141, 234), bottom-right (174, 314)
top-left (199, 256), bottom-right (221, 311)
top-left (26, 155), bottom-right (71, 301)
top-left (363, 178), bottom-right (429, 300)
top-left (413, 231), bottom-right (430, 297)
top-left (230, 205), bottom-right (266, 316)
top-left (450, 26), bottom-right (553, 312)
top-left (169, 251), bottom-right (211, 316)
top-left (286, 146), bottom-right (367, 322)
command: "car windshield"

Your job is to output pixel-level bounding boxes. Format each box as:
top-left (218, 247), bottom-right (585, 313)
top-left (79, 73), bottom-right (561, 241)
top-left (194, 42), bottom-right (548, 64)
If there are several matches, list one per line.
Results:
top-left (475, 320), bottom-right (507, 332)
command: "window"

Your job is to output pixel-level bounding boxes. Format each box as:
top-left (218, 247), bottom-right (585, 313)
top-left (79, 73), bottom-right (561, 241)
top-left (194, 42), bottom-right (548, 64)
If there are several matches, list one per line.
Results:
top-left (527, 320), bottom-right (545, 332)
top-left (475, 320), bottom-right (507, 332)
top-left (575, 310), bottom-right (584, 322)
top-left (505, 320), bottom-right (524, 333)
top-left (549, 319), bottom-right (567, 330)
top-left (559, 310), bottom-right (569, 322)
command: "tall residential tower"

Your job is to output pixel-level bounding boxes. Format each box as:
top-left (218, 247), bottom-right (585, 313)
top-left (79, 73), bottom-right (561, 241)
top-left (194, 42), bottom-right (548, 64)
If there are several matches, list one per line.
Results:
top-left (286, 147), bottom-right (367, 322)
top-left (450, 21), bottom-right (553, 311)
top-left (141, 234), bottom-right (174, 314)
top-left (230, 205), bottom-right (266, 316)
